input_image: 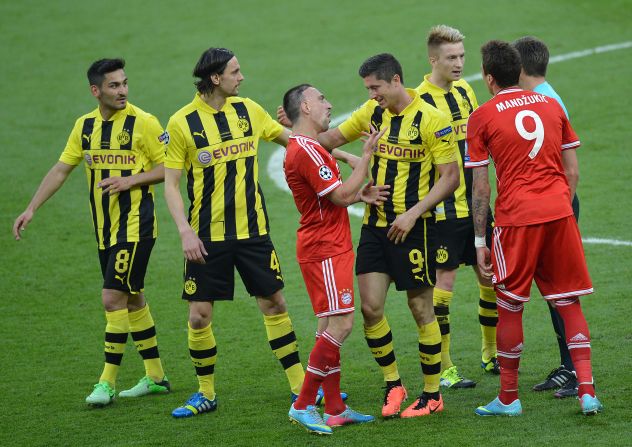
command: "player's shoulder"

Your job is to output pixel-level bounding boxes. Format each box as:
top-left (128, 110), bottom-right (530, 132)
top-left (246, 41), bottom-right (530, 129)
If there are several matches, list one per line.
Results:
top-left (453, 78), bottom-right (473, 90)
top-left (125, 102), bottom-right (160, 123)
top-left (73, 107), bottom-right (99, 124)
top-left (289, 135), bottom-right (328, 163)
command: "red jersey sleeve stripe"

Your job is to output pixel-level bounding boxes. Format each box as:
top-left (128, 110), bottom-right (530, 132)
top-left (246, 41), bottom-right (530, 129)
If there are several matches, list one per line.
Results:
top-left (464, 160), bottom-right (490, 168)
top-left (317, 180), bottom-right (342, 197)
top-left (561, 140), bottom-right (581, 150)
top-left (296, 136), bottom-right (325, 165)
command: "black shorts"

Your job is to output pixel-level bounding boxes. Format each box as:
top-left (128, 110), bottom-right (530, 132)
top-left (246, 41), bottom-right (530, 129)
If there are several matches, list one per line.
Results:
top-left (98, 239), bottom-right (155, 294)
top-left (356, 220), bottom-right (436, 291)
top-left (182, 235), bottom-right (284, 301)
top-left (435, 211), bottom-right (494, 270)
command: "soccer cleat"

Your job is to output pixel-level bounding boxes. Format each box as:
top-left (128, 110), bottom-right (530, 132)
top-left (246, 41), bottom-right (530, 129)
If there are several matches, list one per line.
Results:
top-left (86, 382), bottom-right (115, 407)
top-left (440, 366), bottom-right (476, 388)
top-left (481, 357), bottom-right (500, 374)
top-left (288, 404), bottom-right (332, 435)
top-left (119, 376), bottom-right (171, 397)
top-left (291, 387), bottom-right (348, 406)
top-left (171, 392), bottom-right (217, 418)
top-left (554, 374), bottom-right (578, 399)
top-left (400, 392), bottom-right (444, 418)
top-left (324, 405), bottom-right (375, 427)
top-left (533, 366), bottom-right (573, 391)
top-left (580, 394), bottom-right (603, 415)
top-left (382, 384), bottom-right (407, 418)
top-left (475, 397), bottom-right (522, 416)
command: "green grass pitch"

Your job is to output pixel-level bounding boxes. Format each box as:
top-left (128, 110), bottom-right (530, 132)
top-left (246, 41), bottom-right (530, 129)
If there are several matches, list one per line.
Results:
top-left (1, 1), bottom-right (631, 445)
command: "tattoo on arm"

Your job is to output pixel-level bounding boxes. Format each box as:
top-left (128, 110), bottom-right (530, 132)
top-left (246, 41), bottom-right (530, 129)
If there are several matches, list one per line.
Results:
top-left (472, 167), bottom-right (490, 237)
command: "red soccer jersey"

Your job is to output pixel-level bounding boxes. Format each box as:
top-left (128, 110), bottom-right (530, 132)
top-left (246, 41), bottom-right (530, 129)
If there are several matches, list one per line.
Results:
top-left (284, 135), bottom-right (352, 262)
top-left (465, 88), bottom-right (580, 226)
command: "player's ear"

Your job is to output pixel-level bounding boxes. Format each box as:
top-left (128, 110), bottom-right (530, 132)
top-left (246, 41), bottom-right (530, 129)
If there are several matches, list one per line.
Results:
top-left (210, 73), bottom-right (221, 86)
top-left (90, 84), bottom-right (100, 99)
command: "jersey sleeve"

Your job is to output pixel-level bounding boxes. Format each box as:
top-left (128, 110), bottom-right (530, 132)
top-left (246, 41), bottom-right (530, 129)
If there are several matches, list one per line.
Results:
top-left (560, 112), bottom-right (580, 151)
top-left (425, 110), bottom-right (457, 165)
top-left (249, 99), bottom-right (283, 142)
top-left (164, 117), bottom-right (188, 170)
top-left (467, 84), bottom-right (479, 110)
top-left (141, 114), bottom-right (167, 164)
top-left (295, 146), bottom-right (342, 197)
top-left (58, 118), bottom-right (85, 166)
top-left (338, 101), bottom-right (372, 142)
top-left (464, 108), bottom-right (490, 167)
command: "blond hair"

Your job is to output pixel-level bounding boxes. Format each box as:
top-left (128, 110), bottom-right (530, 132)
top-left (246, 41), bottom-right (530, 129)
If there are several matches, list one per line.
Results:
top-left (427, 25), bottom-right (465, 55)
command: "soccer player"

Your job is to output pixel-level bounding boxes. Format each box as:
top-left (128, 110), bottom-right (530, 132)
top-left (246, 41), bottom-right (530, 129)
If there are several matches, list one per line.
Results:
top-left (283, 84), bottom-right (388, 434)
top-left (513, 36), bottom-right (580, 399)
top-left (164, 47), bottom-right (307, 418)
top-left (13, 58), bottom-right (170, 406)
top-left (316, 53), bottom-right (460, 418)
top-left (415, 25), bottom-right (498, 389)
top-left (466, 40), bottom-right (602, 416)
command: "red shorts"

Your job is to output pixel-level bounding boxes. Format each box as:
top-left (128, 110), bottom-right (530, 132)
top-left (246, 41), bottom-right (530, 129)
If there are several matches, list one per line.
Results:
top-left (299, 250), bottom-right (355, 318)
top-left (491, 216), bottom-right (593, 302)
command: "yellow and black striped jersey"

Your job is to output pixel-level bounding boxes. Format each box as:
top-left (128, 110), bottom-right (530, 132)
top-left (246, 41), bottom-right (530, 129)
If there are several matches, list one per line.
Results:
top-left (415, 76), bottom-right (478, 221)
top-left (164, 94), bottom-right (283, 242)
top-left (59, 102), bottom-right (165, 249)
top-left (338, 89), bottom-right (457, 227)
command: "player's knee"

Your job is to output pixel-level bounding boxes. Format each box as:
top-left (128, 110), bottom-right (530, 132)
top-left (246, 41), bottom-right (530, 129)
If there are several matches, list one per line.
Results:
top-left (102, 288), bottom-right (128, 312)
top-left (361, 300), bottom-right (384, 325)
top-left (257, 290), bottom-right (287, 315)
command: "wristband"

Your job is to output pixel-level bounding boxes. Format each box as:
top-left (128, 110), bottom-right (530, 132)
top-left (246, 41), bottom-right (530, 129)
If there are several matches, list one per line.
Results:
top-left (474, 236), bottom-right (486, 248)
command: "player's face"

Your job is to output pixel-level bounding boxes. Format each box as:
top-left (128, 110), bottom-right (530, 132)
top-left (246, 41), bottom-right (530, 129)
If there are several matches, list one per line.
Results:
top-left (363, 74), bottom-right (398, 110)
top-left (216, 56), bottom-right (244, 97)
top-left (431, 42), bottom-right (465, 82)
top-left (93, 69), bottom-right (128, 112)
top-left (303, 87), bottom-right (331, 132)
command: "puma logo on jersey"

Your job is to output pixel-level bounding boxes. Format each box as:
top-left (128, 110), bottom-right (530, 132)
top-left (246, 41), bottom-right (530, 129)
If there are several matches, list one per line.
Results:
top-left (82, 134), bottom-right (91, 142)
top-left (193, 130), bottom-right (207, 139)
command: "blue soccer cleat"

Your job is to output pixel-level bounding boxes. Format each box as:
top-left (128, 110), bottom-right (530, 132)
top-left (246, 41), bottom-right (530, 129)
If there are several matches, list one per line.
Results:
top-left (172, 392), bottom-right (217, 418)
top-left (324, 405), bottom-right (375, 427)
top-left (580, 394), bottom-right (603, 415)
top-left (475, 397), bottom-right (522, 416)
top-left (291, 387), bottom-right (348, 406)
top-left (288, 404), bottom-right (332, 435)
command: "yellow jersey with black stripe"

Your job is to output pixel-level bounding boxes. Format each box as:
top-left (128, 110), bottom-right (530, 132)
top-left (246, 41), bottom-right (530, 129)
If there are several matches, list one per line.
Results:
top-left (338, 89), bottom-right (457, 227)
top-left (59, 102), bottom-right (165, 249)
top-left (164, 94), bottom-right (283, 242)
top-left (415, 76), bottom-right (478, 221)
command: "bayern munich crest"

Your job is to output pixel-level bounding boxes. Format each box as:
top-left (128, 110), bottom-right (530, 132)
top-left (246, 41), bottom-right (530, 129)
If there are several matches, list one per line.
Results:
top-left (339, 289), bottom-right (352, 305)
top-left (197, 150), bottom-right (212, 165)
top-left (318, 165), bottom-right (333, 181)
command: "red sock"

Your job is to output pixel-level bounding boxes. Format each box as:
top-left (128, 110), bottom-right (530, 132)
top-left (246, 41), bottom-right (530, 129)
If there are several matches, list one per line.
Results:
top-left (555, 298), bottom-right (595, 397)
top-left (496, 298), bottom-right (524, 404)
top-left (294, 332), bottom-right (341, 410)
top-left (320, 332), bottom-right (345, 416)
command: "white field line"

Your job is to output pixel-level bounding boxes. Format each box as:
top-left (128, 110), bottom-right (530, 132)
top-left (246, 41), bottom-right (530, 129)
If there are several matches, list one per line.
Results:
top-left (267, 40), bottom-right (632, 245)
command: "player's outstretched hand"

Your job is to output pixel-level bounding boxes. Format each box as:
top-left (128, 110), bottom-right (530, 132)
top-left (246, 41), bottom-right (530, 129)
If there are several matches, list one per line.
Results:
top-left (359, 180), bottom-right (390, 206)
top-left (181, 228), bottom-right (208, 264)
top-left (360, 125), bottom-right (387, 157)
top-left (13, 209), bottom-right (34, 240)
top-left (276, 105), bottom-right (292, 128)
top-left (476, 246), bottom-right (493, 278)
top-left (387, 209), bottom-right (417, 244)
top-left (99, 176), bottom-right (133, 195)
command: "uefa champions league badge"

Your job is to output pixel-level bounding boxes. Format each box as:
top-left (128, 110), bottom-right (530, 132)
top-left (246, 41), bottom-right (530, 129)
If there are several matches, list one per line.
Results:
top-left (318, 165), bottom-right (333, 181)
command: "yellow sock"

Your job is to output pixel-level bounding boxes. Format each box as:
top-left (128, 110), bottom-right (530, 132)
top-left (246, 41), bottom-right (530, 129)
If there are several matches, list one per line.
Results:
top-left (433, 287), bottom-right (453, 371)
top-left (364, 317), bottom-right (400, 382)
top-left (263, 312), bottom-right (304, 395)
top-left (99, 308), bottom-right (129, 387)
top-left (128, 304), bottom-right (165, 382)
top-left (418, 319), bottom-right (442, 393)
top-left (478, 284), bottom-right (498, 362)
top-left (189, 323), bottom-right (217, 399)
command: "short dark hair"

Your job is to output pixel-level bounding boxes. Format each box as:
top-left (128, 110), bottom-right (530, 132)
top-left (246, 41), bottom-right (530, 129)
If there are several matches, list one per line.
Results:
top-left (358, 53), bottom-right (404, 84)
top-left (87, 58), bottom-right (125, 87)
top-left (193, 47), bottom-right (235, 94)
top-left (282, 83), bottom-right (312, 125)
top-left (481, 40), bottom-right (521, 89)
top-left (513, 36), bottom-right (549, 77)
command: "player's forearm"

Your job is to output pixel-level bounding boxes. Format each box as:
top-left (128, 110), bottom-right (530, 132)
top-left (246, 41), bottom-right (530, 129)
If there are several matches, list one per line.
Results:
top-left (335, 154), bottom-right (372, 205)
top-left (318, 128), bottom-right (348, 150)
top-left (164, 171), bottom-right (193, 235)
top-left (472, 168), bottom-right (491, 238)
top-left (26, 162), bottom-right (73, 213)
top-left (561, 150), bottom-right (579, 200)
top-left (128, 164), bottom-right (165, 187)
top-left (408, 162), bottom-right (460, 220)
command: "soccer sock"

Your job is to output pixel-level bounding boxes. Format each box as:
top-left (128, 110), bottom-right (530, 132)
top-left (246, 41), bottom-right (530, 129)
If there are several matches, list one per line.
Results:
top-left (478, 284), bottom-right (498, 362)
top-left (128, 304), bottom-right (165, 382)
top-left (264, 312), bottom-right (304, 395)
top-left (188, 322), bottom-right (217, 400)
top-left (496, 298), bottom-right (524, 404)
top-left (364, 317), bottom-right (400, 382)
top-left (433, 287), bottom-right (453, 370)
top-left (99, 308), bottom-right (129, 387)
top-left (555, 298), bottom-right (595, 397)
top-left (320, 332), bottom-right (346, 416)
top-left (418, 319), bottom-right (442, 393)
top-left (547, 302), bottom-right (575, 371)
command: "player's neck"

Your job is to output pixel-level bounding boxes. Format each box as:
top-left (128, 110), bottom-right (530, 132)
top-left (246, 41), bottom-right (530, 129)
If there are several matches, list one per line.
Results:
top-left (428, 72), bottom-right (452, 92)
top-left (292, 122), bottom-right (319, 141)
top-left (98, 104), bottom-right (117, 121)
top-left (521, 75), bottom-right (546, 91)
top-left (201, 91), bottom-right (227, 111)
top-left (388, 89), bottom-right (413, 115)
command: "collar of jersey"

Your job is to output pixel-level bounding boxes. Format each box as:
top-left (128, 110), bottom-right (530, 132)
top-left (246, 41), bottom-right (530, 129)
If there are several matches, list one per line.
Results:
top-left (386, 88), bottom-right (420, 116)
top-left (96, 102), bottom-right (131, 121)
top-left (290, 134), bottom-right (319, 145)
top-left (194, 92), bottom-right (237, 113)
top-left (496, 87), bottom-right (523, 95)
